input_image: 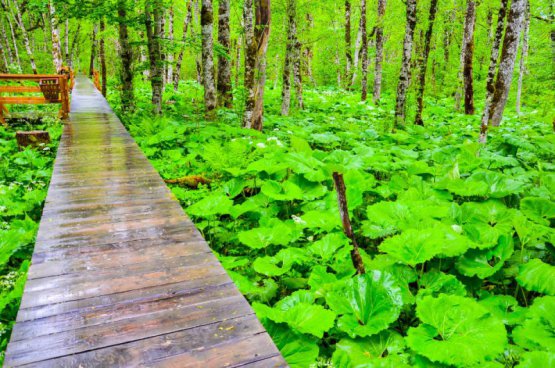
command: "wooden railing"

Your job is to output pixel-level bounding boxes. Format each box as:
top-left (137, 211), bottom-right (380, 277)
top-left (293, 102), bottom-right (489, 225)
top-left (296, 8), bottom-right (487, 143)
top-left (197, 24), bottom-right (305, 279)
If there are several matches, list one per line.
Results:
top-left (0, 73), bottom-right (71, 126)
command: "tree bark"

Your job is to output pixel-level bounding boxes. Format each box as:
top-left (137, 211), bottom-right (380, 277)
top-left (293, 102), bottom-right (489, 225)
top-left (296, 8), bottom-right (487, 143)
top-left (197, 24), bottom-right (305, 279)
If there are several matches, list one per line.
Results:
top-left (16, 130), bottom-right (50, 148)
top-left (48, 0), bottom-right (62, 72)
top-left (166, 6), bottom-right (174, 84)
top-left (0, 17), bottom-right (14, 66)
top-left (515, 0), bottom-right (530, 115)
top-left (350, 19), bottom-right (363, 87)
top-left (145, 0), bottom-right (164, 114)
top-left (281, 0), bottom-right (296, 115)
top-left (394, 0), bottom-right (417, 129)
top-left (414, 0), bottom-right (439, 126)
top-left (345, 0), bottom-right (352, 86)
top-left (372, 0), bottom-right (385, 103)
top-left (489, 0), bottom-right (526, 127)
top-left (201, 0), bottom-right (217, 117)
top-left (360, 0), bottom-right (368, 101)
top-left (462, 0), bottom-right (477, 114)
top-left (117, 0), bottom-right (134, 111)
top-left (88, 24), bottom-right (97, 76)
top-left (64, 18), bottom-right (69, 65)
top-left (4, 3), bottom-right (20, 69)
top-left (68, 23), bottom-right (80, 69)
top-left (174, 0), bottom-right (192, 91)
top-left (12, 0), bottom-right (37, 74)
top-left (292, 34), bottom-right (303, 109)
top-left (99, 18), bottom-right (107, 97)
top-left (480, 0), bottom-right (508, 141)
top-left (243, 0), bottom-right (256, 128)
top-left (217, 0), bottom-right (232, 108)
top-left (304, 13), bottom-right (315, 86)
top-left (0, 40), bottom-right (7, 72)
top-left (332, 172), bottom-right (366, 275)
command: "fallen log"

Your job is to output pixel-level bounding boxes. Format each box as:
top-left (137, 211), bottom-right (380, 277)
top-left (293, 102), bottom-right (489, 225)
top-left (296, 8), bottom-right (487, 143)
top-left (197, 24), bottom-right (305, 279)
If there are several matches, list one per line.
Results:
top-left (164, 175), bottom-right (210, 189)
top-left (16, 130), bottom-right (50, 149)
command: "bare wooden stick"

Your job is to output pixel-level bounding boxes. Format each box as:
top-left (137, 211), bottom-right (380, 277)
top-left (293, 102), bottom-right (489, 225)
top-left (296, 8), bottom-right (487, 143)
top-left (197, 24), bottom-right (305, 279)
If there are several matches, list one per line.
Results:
top-left (332, 172), bottom-right (366, 275)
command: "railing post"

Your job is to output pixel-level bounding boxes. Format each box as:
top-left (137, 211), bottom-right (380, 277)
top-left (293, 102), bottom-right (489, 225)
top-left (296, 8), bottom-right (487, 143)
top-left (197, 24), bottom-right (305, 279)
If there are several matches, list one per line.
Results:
top-left (59, 75), bottom-right (70, 119)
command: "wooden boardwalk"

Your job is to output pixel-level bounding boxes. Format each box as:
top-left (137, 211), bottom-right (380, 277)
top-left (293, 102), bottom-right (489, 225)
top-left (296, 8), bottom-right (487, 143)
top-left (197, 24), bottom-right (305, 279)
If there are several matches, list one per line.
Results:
top-left (4, 76), bottom-right (286, 368)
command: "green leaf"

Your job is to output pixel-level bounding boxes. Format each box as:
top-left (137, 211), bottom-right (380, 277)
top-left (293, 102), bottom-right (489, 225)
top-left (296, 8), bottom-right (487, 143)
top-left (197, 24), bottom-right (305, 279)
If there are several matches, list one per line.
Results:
top-left (326, 271), bottom-right (403, 338)
top-left (406, 294), bottom-right (507, 366)
top-left (517, 258), bottom-right (555, 296)
top-left (513, 296), bottom-right (555, 352)
top-left (332, 331), bottom-right (410, 368)
top-left (261, 180), bottom-right (304, 201)
top-left (520, 197), bottom-right (555, 226)
top-left (186, 193), bottom-right (233, 217)
top-left (417, 271), bottom-right (467, 299)
top-left (517, 351), bottom-right (555, 368)
top-left (308, 233), bottom-right (350, 262)
top-left (478, 295), bottom-right (525, 326)
top-left (456, 235), bottom-right (514, 279)
top-left (237, 221), bottom-right (295, 249)
top-left (253, 248), bottom-right (309, 276)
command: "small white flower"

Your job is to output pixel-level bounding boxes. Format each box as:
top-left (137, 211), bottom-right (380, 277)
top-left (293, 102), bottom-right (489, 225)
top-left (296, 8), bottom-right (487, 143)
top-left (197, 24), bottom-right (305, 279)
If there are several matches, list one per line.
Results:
top-left (276, 141), bottom-right (284, 147)
top-left (274, 128), bottom-right (280, 131)
top-left (0, 206), bottom-right (6, 212)
top-left (256, 142), bottom-right (266, 149)
top-left (291, 215), bottom-right (306, 225)
top-left (307, 235), bottom-right (314, 242)
top-left (451, 224), bottom-right (463, 234)
top-left (287, 130), bottom-right (293, 134)
top-left (267, 136), bottom-right (278, 141)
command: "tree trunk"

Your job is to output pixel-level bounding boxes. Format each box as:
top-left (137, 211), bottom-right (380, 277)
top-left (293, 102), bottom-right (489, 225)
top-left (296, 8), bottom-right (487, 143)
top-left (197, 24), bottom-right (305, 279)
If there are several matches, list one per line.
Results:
top-left (12, 0), bottom-right (37, 74)
top-left (99, 18), bottom-right (107, 97)
top-left (0, 40), bottom-right (7, 72)
top-left (64, 18), bottom-right (69, 64)
top-left (201, 0), bottom-right (217, 117)
top-left (360, 0), bottom-right (368, 101)
top-left (4, 4), bottom-right (20, 69)
top-left (462, 0), bottom-right (477, 114)
top-left (48, 1), bottom-right (62, 72)
top-left (489, 0), bottom-right (526, 127)
top-left (345, 0), bottom-right (352, 86)
top-left (394, 0), bottom-right (417, 129)
top-left (88, 25), bottom-right (97, 76)
top-left (166, 6), bottom-right (174, 84)
top-left (281, 0), bottom-right (296, 115)
top-left (480, 0), bottom-right (508, 141)
top-left (174, 0), bottom-right (193, 91)
top-left (414, 0), bottom-right (439, 126)
top-left (292, 35), bottom-right (303, 109)
top-left (243, 0), bottom-right (270, 130)
top-left (515, 0), bottom-right (529, 114)
top-left (0, 17), bottom-right (14, 65)
top-left (304, 13), bottom-right (315, 86)
top-left (217, 0), bottom-right (232, 108)
top-left (117, 0), bottom-right (134, 111)
top-left (234, 36), bottom-right (241, 86)
top-left (193, 0), bottom-right (203, 85)
top-left (350, 19), bottom-right (363, 87)
top-left (372, 0), bottom-right (386, 103)
top-left (68, 23), bottom-right (80, 69)
top-left (16, 130), bottom-right (50, 148)
top-left (145, 0), bottom-right (164, 114)
top-left (332, 172), bottom-right (366, 275)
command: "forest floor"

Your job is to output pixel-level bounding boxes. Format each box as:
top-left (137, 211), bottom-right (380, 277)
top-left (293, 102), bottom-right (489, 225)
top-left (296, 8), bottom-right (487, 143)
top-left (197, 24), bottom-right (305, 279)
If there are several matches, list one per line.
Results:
top-left (108, 80), bottom-right (554, 367)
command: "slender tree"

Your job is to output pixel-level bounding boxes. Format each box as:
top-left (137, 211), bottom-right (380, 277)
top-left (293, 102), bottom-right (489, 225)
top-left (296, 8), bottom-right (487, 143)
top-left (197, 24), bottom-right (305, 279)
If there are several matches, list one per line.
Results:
top-left (345, 0), bottom-right (352, 85)
top-left (457, 0), bottom-right (477, 114)
top-left (489, 0), bottom-right (526, 127)
top-left (414, 0), bottom-right (439, 126)
top-left (217, 0), bottom-right (232, 107)
top-left (88, 24), bottom-right (97, 76)
top-left (166, 6), bottom-right (174, 84)
top-left (281, 0), bottom-right (298, 115)
top-left (201, 0), bottom-right (217, 117)
top-left (394, 0), bottom-right (417, 128)
top-left (243, 0), bottom-right (256, 128)
top-left (0, 17), bottom-right (13, 67)
top-left (174, 0), bottom-right (193, 91)
top-left (117, 0), bottom-right (134, 111)
top-left (515, 0), bottom-right (530, 114)
top-left (48, 0), bottom-right (63, 72)
top-left (480, 0), bottom-right (508, 141)
top-left (99, 18), bottom-right (107, 97)
top-left (360, 0), bottom-right (368, 101)
top-left (3, 1), bottom-right (20, 69)
top-left (145, 0), bottom-right (164, 114)
top-left (11, 0), bottom-right (37, 74)
top-left (0, 40), bottom-right (7, 72)
top-left (372, 0), bottom-right (386, 103)
top-left (68, 23), bottom-right (80, 69)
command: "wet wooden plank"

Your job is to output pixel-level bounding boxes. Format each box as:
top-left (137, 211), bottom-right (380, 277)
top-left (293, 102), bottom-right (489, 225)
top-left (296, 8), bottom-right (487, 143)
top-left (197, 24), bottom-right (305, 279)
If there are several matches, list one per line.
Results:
top-left (4, 75), bottom-right (285, 367)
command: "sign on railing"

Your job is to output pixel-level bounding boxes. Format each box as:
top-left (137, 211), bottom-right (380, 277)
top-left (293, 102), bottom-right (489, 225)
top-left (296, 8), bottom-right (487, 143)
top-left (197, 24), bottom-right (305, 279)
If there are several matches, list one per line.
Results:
top-left (0, 73), bottom-right (72, 126)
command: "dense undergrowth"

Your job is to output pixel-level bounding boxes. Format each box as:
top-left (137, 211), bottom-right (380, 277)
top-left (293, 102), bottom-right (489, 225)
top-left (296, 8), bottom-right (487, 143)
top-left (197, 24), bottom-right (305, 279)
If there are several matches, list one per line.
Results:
top-left (115, 79), bottom-right (553, 367)
top-left (0, 117), bottom-right (62, 364)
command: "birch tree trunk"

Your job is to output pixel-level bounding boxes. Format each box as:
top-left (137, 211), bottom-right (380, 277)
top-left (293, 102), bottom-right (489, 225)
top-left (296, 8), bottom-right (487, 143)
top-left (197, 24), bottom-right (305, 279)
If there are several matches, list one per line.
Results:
top-left (0, 18), bottom-right (13, 66)
top-left (360, 0), bottom-right (368, 101)
top-left (217, 0), bottom-right (232, 108)
top-left (201, 0), bottom-right (217, 117)
top-left (515, 0), bottom-right (529, 115)
top-left (292, 35), bottom-right (303, 109)
top-left (234, 36), bottom-right (242, 86)
top-left (345, 0), bottom-right (352, 86)
top-left (69, 23), bottom-right (80, 69)
top-left (372, 0), bottom-right (386, 103)
top-left (174, 0), bottom-right (192, 91)
top-left (145, 0), bottom-right (164, 114)
top-left (252, 0), bottom-right (271, 130)
top-left (480, 0), bottom-right (508, 141)
top-left (281, 0), bottom-right (297, 115)
top-left (350, 19), bottom-right (363, 87)
top-left (304, 13), bottom-right (315, 86)
top-left (64, 19), bottom-right (69, 64)
top-left (117, 0), bottom-right (134, 111)
top-left (4, 5), bottom-right (20, 69)
top-left (414, 0), bottom-right (439, 126)
top-left (193, 0), bottom-right (203, 85)
top-left (99, 18), bottom-right (107, 97)
top-left (462, 0), bottom-right (476, 115)
top-left (166, 6), bottom-right (174, 84)
top-left (48, 1), bottom-right (63, 72)
top-left (394, 0), bottom-right (417, 129)
top-left (88, 25), bottom-right (97, 76)
top-left (489, 0), bottom-right (526, 127)
top-left (0, 40), bottom-right (7, 72)
top-left (243, 0), bottom-right (256, 128)
top-left (12, 0), bottom-right (37, 74)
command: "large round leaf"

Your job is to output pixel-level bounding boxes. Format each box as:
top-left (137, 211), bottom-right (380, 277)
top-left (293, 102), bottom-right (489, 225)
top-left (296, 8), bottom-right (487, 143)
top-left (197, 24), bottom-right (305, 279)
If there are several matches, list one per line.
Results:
top-left (513, 296), bottom-right (555, 351)
top-left (326, 271), bottom-right (403, 338)
top-left (516, 258), bottom-right (555, 296)
top-left (406, 294), bottom-right (507, 366)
